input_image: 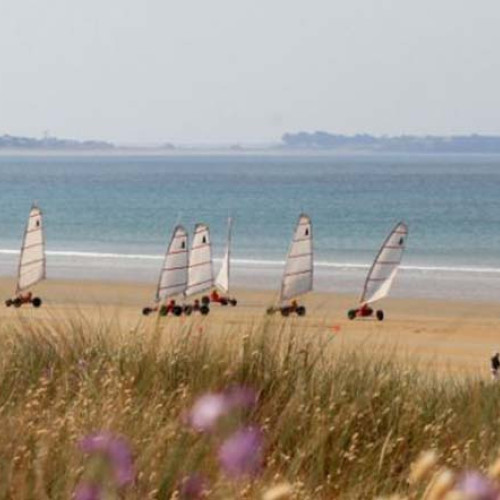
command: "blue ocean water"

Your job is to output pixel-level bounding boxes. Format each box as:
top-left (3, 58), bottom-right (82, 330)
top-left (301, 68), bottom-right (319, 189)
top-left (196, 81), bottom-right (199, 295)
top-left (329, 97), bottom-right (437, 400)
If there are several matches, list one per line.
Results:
top-left (0, 153), bottom-right (499, 300)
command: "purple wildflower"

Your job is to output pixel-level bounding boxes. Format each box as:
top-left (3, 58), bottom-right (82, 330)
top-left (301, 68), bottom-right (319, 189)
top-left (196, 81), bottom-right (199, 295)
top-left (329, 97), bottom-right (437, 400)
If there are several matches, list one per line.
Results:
top-left (73, 482), bottom-right (102, 500)
top-left (42, 365), bottom-right (54, 380)
top-left (456, 471), bottom-right (500, 500)
top-left (218, 427), bottom-right (263, 477)
top-left (225, 386), bottom-right (257, 411)
top-left (179, 473), bottom-right (207, 499)
top-left (77, 359), bottom-right (89, 372)
top-left (187, 387), bottom-right (257, 432)
top-left (79, 432), bottom-right (134, 487)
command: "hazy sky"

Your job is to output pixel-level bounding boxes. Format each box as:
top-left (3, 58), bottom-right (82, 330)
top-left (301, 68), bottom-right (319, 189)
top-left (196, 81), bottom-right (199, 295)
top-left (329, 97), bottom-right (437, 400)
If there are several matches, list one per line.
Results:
top-left (1, 0), bottom-right (499, 144)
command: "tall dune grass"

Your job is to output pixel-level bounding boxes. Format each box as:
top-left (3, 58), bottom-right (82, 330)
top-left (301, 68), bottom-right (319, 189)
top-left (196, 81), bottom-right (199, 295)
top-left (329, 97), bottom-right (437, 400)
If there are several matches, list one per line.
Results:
top-left (0, 312), bottom-right (499, 498)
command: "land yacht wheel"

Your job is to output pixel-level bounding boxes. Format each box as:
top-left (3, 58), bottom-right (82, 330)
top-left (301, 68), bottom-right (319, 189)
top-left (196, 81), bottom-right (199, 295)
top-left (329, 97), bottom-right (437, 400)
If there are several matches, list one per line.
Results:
top-left (376, 310), bottom-right (384, 321)
top-left (159, 305), bottom-right (168, 316)
top-left (347, 309), bottom-right (357, 320)
top-left (230, 299), bottom-right (237, 306)
top-left (280, 307), bottom-right (290, 317)
top-left (32, 297), bottom-right (42, 308)
top-left (142, 307), bottom-right (152, 316)
top-left (201, 295), bottom-right (210, 306)
top-left (173, 306), bottom-right (183, 316)
top-left (296, 306), bottom-right (306, 316)
top-left (200, 305), bottom-right (210, 315)
top-left (5, 299), bottom-right (12, 307)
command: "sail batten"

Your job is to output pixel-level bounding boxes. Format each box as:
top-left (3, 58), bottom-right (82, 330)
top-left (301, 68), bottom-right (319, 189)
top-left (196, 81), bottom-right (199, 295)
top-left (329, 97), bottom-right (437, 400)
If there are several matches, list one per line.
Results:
top-left (360, 221), bottom-right (408, 305)
top-left (185, 224), bottom-right (214, 297)
top-left (156, 225), bottom-right (188, 301)
top-left (215, 217), bottom-right (232, 294)
top-left (279, 214), bottom-right (313, 303)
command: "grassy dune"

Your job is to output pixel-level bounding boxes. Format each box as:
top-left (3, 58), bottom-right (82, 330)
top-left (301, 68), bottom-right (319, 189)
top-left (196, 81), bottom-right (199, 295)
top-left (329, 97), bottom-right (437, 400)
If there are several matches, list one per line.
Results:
top-left (0, 312), bottom-right (499, 498)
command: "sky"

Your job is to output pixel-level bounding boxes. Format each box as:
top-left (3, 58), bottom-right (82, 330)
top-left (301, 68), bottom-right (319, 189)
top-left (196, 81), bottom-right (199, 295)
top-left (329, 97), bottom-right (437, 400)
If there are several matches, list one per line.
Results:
top-left (0, 0), bottom-right (499, 144)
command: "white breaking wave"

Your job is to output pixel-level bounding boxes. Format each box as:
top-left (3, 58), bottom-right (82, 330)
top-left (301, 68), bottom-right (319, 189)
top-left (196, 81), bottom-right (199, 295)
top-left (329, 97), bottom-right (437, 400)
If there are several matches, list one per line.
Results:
top-left (230, 258), bottom-right (500, 275)
top-left (0, 249), bottom-right (161, 260)
top-left (0, 248), bottom-right (498, 274)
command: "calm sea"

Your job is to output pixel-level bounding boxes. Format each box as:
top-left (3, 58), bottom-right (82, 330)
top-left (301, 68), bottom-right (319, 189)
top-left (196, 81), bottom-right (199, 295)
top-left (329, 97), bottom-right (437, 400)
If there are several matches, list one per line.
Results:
top-left (0, 152), bottom-right (499, 301)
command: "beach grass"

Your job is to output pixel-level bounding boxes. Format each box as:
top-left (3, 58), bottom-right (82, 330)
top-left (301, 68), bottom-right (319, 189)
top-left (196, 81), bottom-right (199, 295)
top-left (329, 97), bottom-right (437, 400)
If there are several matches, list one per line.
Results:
top-left (0, 312), bottom-right (499, 499)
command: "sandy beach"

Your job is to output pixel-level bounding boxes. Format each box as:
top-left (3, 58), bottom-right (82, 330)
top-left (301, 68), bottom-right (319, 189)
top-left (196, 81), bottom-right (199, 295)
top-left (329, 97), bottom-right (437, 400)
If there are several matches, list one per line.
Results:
top-left (1, 276), bottom-right (498, 378)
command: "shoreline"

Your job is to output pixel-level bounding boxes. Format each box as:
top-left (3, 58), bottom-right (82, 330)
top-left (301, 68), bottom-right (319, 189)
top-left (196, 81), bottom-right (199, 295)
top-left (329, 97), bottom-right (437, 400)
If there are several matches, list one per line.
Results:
top-left (0, 249), bottom-right (500, 302)
top-left (3, 246), bottom-right (500, 274)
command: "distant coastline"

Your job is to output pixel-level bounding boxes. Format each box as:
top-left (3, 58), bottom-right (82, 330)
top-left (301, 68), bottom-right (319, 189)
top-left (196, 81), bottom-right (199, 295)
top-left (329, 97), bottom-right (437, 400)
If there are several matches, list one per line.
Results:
top-left (4, 132), bottom-right (500, 154)
top-left (0, 134), bottom-right (114, 151)
top-left (281, 131), bottom-right (500, 153)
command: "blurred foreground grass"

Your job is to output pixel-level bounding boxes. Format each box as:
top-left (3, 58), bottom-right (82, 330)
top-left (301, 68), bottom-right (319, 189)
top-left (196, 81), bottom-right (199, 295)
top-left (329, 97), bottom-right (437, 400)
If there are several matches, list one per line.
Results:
top-left (0, 312), bottom-right (499, 499)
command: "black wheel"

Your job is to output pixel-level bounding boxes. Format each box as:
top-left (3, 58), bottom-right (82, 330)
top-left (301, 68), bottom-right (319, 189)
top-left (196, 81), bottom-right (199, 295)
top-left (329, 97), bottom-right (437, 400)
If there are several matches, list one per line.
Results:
top-left (230, 299), bottom-right (237, 306)
top-left (159, 305), bottom-right (168, 316)
top-left (142, 307), bottom-right (152, 316)
top-left (200, 305), bottom-right (210, 315)
top-left (220, 298), bottom-right (228, 306)
top-left (296, 306), bottom-right (306, 316)
top-left (201, 295), bottom-right (210, 306)
top-left (5, 299), bottom-right (12, 307)
top-left (32, 297), bottom-right (42, 308)
top-left (280, 307), bottom-right (290, 317)
top-left (266, 306), bottom-right (275, 315)
top-left (184, 305), bottom-right (193, 316)
top-left (13, 298), bottom-right (22, 308)
top-left (173, 306), bottom-right (183, 316)
top-left (347, 309), bottom-right (357, 320)
top-left (376, 310), bottom-right (384, 321)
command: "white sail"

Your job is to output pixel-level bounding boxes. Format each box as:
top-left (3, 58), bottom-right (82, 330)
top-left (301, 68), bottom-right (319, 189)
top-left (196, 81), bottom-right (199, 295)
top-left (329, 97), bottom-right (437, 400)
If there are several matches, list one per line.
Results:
top-left (360, 221), bottom-right (408, 306)
top-left (279, 214), bottom-right (313, 303)
top-left (156, 225), bottom-right (189, 301)
top-left (215, 217), bottom-right (232, 294)
top-left (185, 223), bottom-right (214, 297)
top-left (16, 205), bottom-right (46, 294)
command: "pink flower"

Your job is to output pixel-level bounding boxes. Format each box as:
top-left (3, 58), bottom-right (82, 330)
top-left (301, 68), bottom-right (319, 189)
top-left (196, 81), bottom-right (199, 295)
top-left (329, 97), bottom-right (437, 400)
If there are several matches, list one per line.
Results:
top-left (187, 387), bottom-right (257, 432)
top-left (79, 432), bottom-right (134, 487)
top-left (218, 427), bottom-right (263, 477)
top-left (179, 473), bottom-right (208, 499)
top-left (225, 386), bottom-right (257, 410)
top-left (73, 483), bottom-right (102, 500)
top-left (188, 393), bottom-right (230, 431)
top-left (456, 472), bottom-right (500, 500)
top-left (77, 359), bottom-right (89, 371)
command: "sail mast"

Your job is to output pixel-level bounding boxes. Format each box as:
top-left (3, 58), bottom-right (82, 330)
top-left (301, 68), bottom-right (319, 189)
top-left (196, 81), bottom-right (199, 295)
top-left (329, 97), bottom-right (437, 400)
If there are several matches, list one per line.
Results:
top-left (215, 217), bottom-right (232, 294)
